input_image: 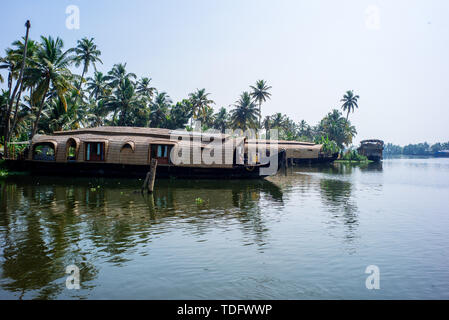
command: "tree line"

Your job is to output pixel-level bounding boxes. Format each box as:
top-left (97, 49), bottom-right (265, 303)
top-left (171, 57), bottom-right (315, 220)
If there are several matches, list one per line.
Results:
top-left (1, 21), bottom-right (360, 157)
top-left (384, 142), bottom-right (449, 156)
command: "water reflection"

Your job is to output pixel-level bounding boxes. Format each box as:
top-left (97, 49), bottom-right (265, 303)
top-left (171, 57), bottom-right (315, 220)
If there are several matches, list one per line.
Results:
top-left (0, 176), bottom-right (283, 298)
top-left (319, 177), bottom-right (359, 250)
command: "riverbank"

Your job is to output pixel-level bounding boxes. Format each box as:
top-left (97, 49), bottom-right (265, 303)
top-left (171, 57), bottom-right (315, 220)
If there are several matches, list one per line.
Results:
top-left (334, 159), bottom-right (373, 164)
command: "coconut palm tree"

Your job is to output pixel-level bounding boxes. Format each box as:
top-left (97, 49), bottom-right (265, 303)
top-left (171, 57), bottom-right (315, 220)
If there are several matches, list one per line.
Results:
top-left (86, 71), bottom-right (110, 100)
top-left (105, 63), bottom-right (136, 88)
top-left (197, 105), bottom-right (215, 129)
top-left (136, 77), bottom-right (156, 101)
top-left (229, 92), bottom-right (260, 131)
top-left (2, 20), bottom-right (31, 156)
top-left (150, 91), bottom-right (172, 128)
top-left (104, 77), bottom-right (143, 126)
top-left (262, 115), bottom-right (272, 139)
top-left (27, 36), bottom-right (75, 138)
top-left (250, 79), bottom-right (271, 128)
top-left (88, 99), bottom-right (109, 127)
top-left (318, 109), bottom-right (356, 148)
top-left (4, 38), bottom-right (40, 146)
top-left (270, 112), bottom-right (286, 129)
top-left (340, 90), bottom-right (359, 122)
top-left (213, 107), bottom-right (229, 133)
top-left (188, 88), bottom-right (214, 120)
top-left (72, 37), bottom-right (102, 107)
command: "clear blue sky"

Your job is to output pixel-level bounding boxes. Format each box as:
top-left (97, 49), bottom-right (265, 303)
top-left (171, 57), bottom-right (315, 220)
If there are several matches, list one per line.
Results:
top-left (1, 0), bottom-right (449, 145)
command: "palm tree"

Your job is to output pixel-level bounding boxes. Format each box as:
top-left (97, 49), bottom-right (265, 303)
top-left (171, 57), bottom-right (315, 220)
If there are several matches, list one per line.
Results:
top-left (150, 91), bottom-right (172, 127)
top-left (136, 77), bottom-right (156, 101)
top-left (229, 92), bottom-right (260, 131)
top-left (106, 63), bottom-right (136, 88)
top-left (188, 88), bottom-right (214, 121)
top-left (318, 109), bottom-right (356, 148)
top-left (86, 71), bottom-right (110, 100)
top-left (340, 90), bottom-right (359, 122)
top-left (197, 105), bottom-right (215, 128)
top-left (250, 80), bottom-right (271, 128)
top-left (28, 36), bottom-right (75, 138)
top-left (298, 119), bottom-right (312, 139)
top-left (8, 38), bottom-right (39, 118)
top-left (213, 107), bottom-right (229, 133)
top-left (262, 115), bottom-right (272, 139)
top-left (104, 77), bottom-right (143, 126)
top-left (2, 20), bottom-right (31, 157)
top-left (87, 99), bottom-right (109, 127)
top-left (72, 37), bottom-right (102, 105)
top-left (270, 112), bottom-right (286, 129)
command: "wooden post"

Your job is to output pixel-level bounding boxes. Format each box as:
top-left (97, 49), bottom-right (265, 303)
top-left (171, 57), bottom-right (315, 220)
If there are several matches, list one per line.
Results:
top-left (147, 158), bottom-right (158, 193)
top-left (283, 151), bottom-right (288, 176)
top-left (141, 172), bottom-right (151, 193)
top-left (141, 158), bottom-right (158, 193)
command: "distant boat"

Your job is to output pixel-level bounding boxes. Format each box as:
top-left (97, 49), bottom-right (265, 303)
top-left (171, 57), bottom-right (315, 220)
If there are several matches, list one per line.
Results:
top-left (435, 150), bottom-right (449, 158)
top-left (357, 139), bottom-right (384, 162)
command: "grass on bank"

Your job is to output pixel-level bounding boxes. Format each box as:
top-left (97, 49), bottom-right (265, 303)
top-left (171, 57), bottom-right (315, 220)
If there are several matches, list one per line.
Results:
top-left (334, 150), bottom-right (373, 163)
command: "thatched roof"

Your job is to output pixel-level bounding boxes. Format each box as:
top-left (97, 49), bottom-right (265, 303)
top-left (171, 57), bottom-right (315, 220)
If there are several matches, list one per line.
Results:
top-left (52, 126), bottom-right (232, 142)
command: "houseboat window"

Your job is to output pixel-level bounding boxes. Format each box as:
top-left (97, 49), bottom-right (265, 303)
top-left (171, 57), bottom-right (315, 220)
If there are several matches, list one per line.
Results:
top-left (151, 144), bottom-right (172, 164)
top-left (85, 142), bottom-right (105, 161)
top-left (67, 139), bottom-right (78, 161)
top-left (33, 143), bottom-right (55, 161)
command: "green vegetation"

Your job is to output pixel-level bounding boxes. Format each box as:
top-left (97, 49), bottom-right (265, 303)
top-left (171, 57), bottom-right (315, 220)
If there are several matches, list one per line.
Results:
top-left (336, 150), bottom-right (369, 163)
top-left (317, 136), bottom-right (339, 155)
top-left (1, 21), bottom-right (360, 158)
top-left (384, 142), bottom-right (449, 156)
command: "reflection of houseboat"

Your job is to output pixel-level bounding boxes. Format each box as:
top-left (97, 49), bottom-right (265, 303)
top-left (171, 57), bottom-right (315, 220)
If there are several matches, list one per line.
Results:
top-left (357, 139), bottom-right (384, 162)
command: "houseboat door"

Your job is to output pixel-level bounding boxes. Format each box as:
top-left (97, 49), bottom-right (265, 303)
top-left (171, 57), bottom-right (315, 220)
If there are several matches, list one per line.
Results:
top-left (150, 144), bottom-right (171, 164)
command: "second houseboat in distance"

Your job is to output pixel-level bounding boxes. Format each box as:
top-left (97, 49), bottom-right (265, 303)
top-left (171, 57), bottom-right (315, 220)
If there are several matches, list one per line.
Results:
top-left (15, 126), bottom-right (327, 179)
top-left (357, 139), bottom-right (384, 161)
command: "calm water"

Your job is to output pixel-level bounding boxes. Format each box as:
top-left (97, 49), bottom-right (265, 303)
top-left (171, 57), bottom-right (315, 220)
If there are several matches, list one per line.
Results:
top-left (0, 158), bottom-right (448, 299)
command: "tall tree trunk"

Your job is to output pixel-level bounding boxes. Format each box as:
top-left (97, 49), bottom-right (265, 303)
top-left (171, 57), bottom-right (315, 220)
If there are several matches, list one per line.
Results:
top-left (9, 81), bottom-right (25, 141)
top-left (31, 87), bottom-right (48, 139)
top-left (4, 20), bottom-right (30, 157)
top-left (73, 66), bottom-right (86, 107)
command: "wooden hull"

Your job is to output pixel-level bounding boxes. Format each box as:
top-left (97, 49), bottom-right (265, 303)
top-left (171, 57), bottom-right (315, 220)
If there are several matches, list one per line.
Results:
top-left (357, 147), bottom-right (383, 162)
top-left (5, 160), bottom-right (270, 179)
top-left (292, 153), bottom-right (338, 164)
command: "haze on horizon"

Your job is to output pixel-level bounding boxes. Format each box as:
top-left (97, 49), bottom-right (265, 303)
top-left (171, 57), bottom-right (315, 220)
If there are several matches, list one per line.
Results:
top-left (1, 0), bottom-right (448, 146)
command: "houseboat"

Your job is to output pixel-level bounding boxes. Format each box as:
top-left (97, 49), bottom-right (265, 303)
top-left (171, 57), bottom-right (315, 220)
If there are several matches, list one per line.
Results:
top-left (8, 127), bottom-right (278, 179)
top-left (5, 127), bottom-right (328, 178)
top-left (357, 139), bottom-right (384, 162)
